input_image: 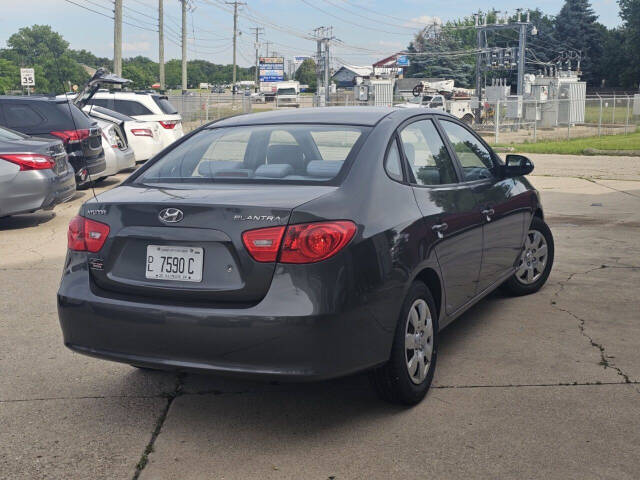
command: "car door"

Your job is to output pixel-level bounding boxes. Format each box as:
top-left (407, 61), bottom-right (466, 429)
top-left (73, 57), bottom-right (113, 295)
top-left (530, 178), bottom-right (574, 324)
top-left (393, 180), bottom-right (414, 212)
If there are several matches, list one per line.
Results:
top-left (398, 117), bottom-right (484, 315)
top-left (438, 119), bottom-right (526, 292)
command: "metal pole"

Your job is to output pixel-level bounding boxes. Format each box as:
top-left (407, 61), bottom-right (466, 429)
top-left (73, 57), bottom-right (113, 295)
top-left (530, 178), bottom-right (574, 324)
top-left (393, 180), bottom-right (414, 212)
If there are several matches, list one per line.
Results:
top-left (181, 0), bottom-right (187, 92)
top-left (517, 23), bottom-right (526, 96)
top-left (158, 0), bottom-right (165, 90)
top-left (250, 27), bottom-right (263, 91)
top-left (495, 101), bottom-right (500, 144)
top-left (226, 2), bottom-right (246, 91)
top-left (598, 95), bottom-right (603, 137)
top-left (114, 0), bottom-right (122, 76)
top-left (625, 95), bottom-right (630, 134)
top-left (324, 38), bottom-right (330, 104)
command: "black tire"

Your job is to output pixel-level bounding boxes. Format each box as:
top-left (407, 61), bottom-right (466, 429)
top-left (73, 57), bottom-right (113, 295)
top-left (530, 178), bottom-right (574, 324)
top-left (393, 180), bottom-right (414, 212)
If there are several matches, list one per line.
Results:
top-left (462, 114), bottom-right (474, 125)
top-left (131, 364), bottom-right (160, 371)
top-left (501, 216), bottom-right (554, 296)
top-left (370, 281), bottom-right (438, 405)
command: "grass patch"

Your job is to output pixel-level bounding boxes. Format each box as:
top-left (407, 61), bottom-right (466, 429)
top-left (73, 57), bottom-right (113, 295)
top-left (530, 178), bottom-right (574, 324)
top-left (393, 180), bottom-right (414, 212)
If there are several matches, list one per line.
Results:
top-left (492, 130), bottom-right (640, 155)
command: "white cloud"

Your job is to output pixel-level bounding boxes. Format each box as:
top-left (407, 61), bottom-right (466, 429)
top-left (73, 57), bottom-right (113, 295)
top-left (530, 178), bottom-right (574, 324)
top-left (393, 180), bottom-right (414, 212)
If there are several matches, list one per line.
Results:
top-left (404, 15), bottom-right (442, 28)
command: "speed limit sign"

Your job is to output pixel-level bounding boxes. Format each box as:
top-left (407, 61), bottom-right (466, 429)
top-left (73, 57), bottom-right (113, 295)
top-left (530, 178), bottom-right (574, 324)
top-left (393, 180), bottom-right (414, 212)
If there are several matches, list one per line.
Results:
top-left (20, 68), bottom-right (35, 87)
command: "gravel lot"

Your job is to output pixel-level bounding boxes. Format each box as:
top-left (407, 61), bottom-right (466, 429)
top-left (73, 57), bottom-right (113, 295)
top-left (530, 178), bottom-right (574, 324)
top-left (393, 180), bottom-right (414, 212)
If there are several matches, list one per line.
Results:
top-left (1, 154), bottom-right (639, 480)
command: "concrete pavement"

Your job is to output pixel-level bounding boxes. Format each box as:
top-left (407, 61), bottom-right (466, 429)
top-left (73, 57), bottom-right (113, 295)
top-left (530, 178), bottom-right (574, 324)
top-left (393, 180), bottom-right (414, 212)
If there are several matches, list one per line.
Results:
top-left (1, 158), bottom-right (639, 479)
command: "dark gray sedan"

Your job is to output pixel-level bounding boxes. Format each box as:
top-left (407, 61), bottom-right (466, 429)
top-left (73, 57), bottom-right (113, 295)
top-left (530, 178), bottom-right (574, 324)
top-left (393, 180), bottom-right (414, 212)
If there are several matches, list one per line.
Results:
top-left (0, 126), bottom-right (75, 217)
top-left (57, 107), bottom-right (554, 404)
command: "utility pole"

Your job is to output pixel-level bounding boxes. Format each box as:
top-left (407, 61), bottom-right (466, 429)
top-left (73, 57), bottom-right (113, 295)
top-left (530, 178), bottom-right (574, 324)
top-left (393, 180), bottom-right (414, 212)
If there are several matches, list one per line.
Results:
top-left (313, 26), bottom-right (333, 104)
top-left (159, 0), bottom-right (165, 90)
top-left (114, 0), bottom-right (122, 76)
top-left (226, 1), bottom-right (247, 91)
top-left (250, 27), bottom-right (264, 91)
top-left (263, 41), bottom-right (273, 57)
top-left (181, 0), bottom-right (187, 92)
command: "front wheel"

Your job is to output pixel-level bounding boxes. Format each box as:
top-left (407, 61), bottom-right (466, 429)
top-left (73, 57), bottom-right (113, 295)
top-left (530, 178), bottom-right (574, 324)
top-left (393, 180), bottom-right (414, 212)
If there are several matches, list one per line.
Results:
top-left (370, 281), bottom-right (438, 405)
top-left (501, 216), bottom-right (554, 296)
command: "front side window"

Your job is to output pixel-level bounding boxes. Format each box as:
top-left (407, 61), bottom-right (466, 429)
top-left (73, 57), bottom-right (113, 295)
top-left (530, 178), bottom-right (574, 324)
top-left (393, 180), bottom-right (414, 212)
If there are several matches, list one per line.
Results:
top-left (439, 120), bottom-right (494, 181)
top-left (135, 124), bottom-right (369, 184)
top-left (399, 119), bottom-right (457, 186)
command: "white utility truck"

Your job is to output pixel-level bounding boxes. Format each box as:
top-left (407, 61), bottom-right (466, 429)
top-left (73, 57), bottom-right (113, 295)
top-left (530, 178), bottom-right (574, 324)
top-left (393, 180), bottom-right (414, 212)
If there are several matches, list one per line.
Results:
top-left (275, 81), bottom-right (300, 107)
top-left (397, 79), bottom-right (476, 125)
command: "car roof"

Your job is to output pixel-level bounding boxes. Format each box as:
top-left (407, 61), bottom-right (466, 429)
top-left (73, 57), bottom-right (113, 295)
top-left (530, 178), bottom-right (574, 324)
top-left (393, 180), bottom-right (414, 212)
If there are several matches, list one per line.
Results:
top-left (209, 106), bottom-right (452, 128)
top-left (0, 95), bottom-right (68, 104)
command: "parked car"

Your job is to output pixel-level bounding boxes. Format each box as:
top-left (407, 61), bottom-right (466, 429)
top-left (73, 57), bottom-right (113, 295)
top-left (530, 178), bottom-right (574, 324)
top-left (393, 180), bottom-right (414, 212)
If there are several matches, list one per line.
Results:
top-left (57, 107), bottom-right (554, 405)
top-left (0, 125), bottom-right (75, 217)
top-left (0, 96), bottom-right (106, 188)
top-left (94, 118), bottom-right (136, 182)
top-left (86, 92), bottom-right (183, 149)
top-left (83, 105), bottom-right (163, 163)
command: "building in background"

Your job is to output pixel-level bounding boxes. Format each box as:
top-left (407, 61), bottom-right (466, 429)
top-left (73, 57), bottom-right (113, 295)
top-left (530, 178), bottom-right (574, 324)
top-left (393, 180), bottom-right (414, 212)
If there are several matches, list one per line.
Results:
top-left (332, 65), bottom-right (373, 88)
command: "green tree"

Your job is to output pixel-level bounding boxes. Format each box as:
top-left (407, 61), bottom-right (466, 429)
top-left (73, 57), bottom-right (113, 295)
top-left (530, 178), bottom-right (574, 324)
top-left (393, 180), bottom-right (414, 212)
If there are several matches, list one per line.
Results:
top-left (618, 0), bottom-right (640, 87)
top-left (0, 59), bottom-right (19, 93)
top-left (554, 0), bottom-right (605, 85)
top-left (294, 58), bottom-right (317, 90)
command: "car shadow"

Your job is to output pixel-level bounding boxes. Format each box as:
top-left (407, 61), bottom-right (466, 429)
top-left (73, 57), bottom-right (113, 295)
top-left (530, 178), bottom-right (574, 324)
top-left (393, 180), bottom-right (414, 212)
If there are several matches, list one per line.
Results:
top-left (0, 211), bottom-right (57, 230)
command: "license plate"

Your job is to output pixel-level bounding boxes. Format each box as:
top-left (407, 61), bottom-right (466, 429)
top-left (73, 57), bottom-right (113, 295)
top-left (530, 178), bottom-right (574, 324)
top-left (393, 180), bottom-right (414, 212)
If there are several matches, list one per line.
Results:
top-left (145, 245), bottom-right (203, 282)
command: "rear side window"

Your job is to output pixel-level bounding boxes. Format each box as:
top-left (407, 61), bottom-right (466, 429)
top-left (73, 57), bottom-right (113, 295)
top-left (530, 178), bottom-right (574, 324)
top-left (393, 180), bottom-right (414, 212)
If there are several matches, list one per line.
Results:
top-left (384, 139), bottom-right (403, 181)
top-left (113, 100), bottom-right (153, 116)
top-left (4, 104), bottom-right (45, 128)
top-left (152, 96), bottom-right (178, 114)
top-left (439, 120), bottom-right (493, 181)
top-left (399, 119), bottom-right (457, 186)
top-left (87, 98), bottom-right (113, 109)
top-left (135, 124), bottom-right (369, 184)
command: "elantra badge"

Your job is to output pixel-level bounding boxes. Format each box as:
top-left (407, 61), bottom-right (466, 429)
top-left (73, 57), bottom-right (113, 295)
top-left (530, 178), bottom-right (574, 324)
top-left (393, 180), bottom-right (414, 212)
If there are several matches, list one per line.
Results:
top-left (159, 208), bottom-right (184, 223)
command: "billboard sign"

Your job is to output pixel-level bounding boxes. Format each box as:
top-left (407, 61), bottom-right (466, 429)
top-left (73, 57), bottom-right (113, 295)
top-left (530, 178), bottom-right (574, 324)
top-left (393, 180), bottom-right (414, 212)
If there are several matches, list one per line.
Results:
top-left (396, 55), bottom-right (410, 67)
top-left (259, 56), bottom-right (285, 82)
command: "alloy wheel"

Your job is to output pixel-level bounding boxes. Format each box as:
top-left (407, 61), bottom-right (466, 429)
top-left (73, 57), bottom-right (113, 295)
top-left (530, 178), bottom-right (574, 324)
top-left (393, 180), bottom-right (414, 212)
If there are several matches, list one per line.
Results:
top-left (515, 229), bottom-right (548, 285)
top-left (404, 299), bottom-right (434, 384)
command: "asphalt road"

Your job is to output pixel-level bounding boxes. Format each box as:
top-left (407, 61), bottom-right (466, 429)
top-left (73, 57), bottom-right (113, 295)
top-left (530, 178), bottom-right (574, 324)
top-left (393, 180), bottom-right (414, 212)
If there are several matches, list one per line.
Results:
top-left (1, 154), bottom-right (639, 479)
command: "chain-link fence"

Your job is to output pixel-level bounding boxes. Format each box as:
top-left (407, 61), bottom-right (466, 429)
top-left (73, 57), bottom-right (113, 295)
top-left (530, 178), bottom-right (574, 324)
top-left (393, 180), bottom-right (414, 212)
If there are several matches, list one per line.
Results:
top-left (170, 92), bottom-right (640, 145)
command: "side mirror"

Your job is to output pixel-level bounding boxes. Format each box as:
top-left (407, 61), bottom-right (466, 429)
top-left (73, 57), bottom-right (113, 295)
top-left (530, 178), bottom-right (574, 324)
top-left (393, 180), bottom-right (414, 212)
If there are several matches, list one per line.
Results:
top-left (502, 154), bottom-right (534, 177)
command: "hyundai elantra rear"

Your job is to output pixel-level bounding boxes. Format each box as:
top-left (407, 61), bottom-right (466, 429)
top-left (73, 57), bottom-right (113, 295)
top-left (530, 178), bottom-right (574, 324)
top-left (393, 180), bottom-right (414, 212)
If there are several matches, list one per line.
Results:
top-left (57, 110), bottom-right (397, 383)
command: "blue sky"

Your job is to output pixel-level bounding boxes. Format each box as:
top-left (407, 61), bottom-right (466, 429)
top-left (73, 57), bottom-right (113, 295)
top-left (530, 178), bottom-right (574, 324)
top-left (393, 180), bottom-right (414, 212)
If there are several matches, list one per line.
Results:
top-left (0, 0), bottom-right (622, 67)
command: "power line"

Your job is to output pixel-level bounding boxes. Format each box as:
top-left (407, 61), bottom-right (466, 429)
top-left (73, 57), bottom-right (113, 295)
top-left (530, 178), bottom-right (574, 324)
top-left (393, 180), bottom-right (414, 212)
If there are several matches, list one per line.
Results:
top-left (63, 0), bottom-right (113, 19)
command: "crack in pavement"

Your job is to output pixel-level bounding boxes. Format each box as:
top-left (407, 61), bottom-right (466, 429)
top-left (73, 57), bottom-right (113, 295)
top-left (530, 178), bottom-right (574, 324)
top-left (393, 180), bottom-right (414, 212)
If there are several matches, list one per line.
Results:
top-left (132, 373), bottom-right (185, 480)
top-left (3, 380), bottom-right (639, 404)
top-left (550, 264), bottom-right (635, 384)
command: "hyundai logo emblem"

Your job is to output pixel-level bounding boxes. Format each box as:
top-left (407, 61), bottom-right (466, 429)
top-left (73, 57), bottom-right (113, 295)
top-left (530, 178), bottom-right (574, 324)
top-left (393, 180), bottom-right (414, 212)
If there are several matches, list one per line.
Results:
top-left (158, 208), bottom-right (184, 223)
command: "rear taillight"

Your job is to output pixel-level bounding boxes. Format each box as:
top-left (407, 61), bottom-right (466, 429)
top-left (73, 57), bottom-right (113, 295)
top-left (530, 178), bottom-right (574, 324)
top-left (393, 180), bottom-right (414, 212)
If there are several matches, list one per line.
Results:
top-left (0, 153), bottom-right (55, 170)
top-left (158, 120), bottom-right (178, 129)
top-left (68, 215), bottom-right (110, 252)
top-left (242, 221), bottom-right (356, 264)
top-left (51, 129), bottom-right (90, 145)
top-left (242, 226), bottom-right (285, 262)
top-left (280, 221), bottom-right (356, 263)
top-left (131, 128), bottom-right (153, 137)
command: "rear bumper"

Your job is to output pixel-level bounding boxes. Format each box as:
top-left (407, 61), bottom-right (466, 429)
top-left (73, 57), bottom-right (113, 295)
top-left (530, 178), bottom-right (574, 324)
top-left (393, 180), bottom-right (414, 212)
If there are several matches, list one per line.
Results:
top-left (57, 255), bottom-right (392, 381)
top-left (68, 152), bottom-right (106, 185)
top-left (0, 168), bottom-right (75, 216)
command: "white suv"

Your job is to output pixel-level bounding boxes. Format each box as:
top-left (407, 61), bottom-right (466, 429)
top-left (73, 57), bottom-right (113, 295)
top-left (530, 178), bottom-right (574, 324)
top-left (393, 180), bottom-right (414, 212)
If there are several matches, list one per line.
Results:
top-left (87, 92), bottom-right (183, 149)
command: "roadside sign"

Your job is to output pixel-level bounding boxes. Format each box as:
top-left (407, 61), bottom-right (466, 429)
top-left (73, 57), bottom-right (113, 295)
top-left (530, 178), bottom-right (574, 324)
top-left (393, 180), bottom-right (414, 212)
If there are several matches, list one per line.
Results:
top-left (20, 68), bottom-right (35, 87)
top-left (259, 56), bottom-right (284, 82)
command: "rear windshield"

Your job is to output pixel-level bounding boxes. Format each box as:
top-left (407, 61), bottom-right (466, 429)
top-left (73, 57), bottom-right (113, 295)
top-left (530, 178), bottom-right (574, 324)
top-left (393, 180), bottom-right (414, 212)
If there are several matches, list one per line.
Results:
top-left (0, 125), bottom-right (27, 140)
top-left (87, 105), bottom-right (135, 122)
top-left (152, 96), bottom-right (178, 114)
top-left (134, 124), bottom-right (369, 184)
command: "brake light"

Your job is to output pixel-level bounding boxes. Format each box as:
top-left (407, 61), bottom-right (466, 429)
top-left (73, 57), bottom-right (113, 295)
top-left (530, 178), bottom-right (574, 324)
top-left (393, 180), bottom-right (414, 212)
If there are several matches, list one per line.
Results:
top-left (242, 221), bottom-right (356, 264)
top-left (242, 226), bottom-right (285, 262)
top-left (67, 215), bottom-right (110, 252)
top-left (51, 129), bottom-right (91, 145)
top-left (0, 153), bottom-right (54, 170)
top-left (131, 128), bottom-right (153, 137)
top-left (280, 221), bottom-right (356, 263)
top-left (158, 120), bottom-right (178, 129)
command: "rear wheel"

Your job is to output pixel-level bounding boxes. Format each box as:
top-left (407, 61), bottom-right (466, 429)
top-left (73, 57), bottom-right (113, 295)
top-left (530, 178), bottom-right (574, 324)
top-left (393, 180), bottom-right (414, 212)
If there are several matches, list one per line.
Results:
top-left (462, 114), bottom-right (474, 125)
top-left (501, 216), bottom-right (554, 296)
top-left (370, 281), bottom-right (438, 405)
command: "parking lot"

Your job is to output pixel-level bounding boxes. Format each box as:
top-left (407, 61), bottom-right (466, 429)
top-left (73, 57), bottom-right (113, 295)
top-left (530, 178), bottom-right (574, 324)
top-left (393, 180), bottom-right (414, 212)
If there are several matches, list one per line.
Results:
top-left (1, 153), bottom-right (639, 479)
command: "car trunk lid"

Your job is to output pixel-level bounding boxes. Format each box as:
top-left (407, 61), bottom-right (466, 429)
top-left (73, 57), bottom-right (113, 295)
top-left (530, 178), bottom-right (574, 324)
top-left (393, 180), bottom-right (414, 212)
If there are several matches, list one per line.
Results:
top-left (86, 183), bottom-right (335, 304)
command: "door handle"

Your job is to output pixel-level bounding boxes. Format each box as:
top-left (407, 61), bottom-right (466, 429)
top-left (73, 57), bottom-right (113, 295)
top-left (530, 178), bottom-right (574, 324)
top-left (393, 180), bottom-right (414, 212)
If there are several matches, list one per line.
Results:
top-left (481, 208), bottom-right (495, 221)
top-left (432, 223), bottom-right (448, 239)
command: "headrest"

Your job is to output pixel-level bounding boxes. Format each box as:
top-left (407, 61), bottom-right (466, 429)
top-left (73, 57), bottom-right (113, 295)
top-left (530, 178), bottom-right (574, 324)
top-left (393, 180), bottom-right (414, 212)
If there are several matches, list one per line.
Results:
top-left (197, 160), bottom-right (242, 177)
top-left (267, 144), bottom-right (305, 173)
top-left (254, 164), bottom-right (293, 178)
top-left (306, 160), bottom-right (343, 178)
